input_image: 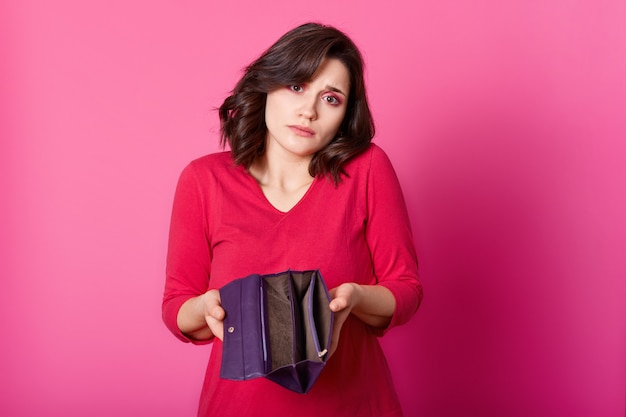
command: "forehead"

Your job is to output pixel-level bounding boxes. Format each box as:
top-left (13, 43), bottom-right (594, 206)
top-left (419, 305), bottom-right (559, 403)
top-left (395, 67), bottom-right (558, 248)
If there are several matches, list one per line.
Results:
top-left (310, 58), bottom-right (350, 92)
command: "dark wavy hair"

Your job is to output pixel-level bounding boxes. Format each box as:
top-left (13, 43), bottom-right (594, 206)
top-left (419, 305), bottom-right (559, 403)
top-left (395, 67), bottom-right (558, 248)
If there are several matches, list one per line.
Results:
top-left (219, 22), bottom-right (375, 184)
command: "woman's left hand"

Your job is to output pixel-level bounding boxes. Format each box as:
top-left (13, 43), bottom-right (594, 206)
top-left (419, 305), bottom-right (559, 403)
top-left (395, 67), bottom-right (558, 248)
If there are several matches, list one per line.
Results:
top-left (328, 283), bottom-right (362, 358)
top-left (327, 282), bottom-right (396, 358)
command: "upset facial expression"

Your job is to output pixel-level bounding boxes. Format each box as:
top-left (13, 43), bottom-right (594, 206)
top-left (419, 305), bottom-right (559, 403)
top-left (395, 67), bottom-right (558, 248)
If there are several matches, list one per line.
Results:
top-left (264, 58), bottom-right (350, 161)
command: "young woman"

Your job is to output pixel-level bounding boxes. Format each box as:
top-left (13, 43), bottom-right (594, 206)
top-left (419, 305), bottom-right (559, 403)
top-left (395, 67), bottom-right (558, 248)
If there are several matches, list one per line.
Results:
top-left (163, 22), bottom-right (422, 416)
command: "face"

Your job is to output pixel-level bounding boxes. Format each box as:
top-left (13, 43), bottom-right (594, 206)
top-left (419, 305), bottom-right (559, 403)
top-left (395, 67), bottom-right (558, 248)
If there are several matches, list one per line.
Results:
top-left (264, 58), bottom-right (350, 162)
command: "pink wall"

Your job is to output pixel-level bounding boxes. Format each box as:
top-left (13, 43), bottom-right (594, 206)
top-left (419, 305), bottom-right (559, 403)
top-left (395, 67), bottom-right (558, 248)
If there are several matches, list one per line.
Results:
top-left (2, 1), bottom-right (625, 416)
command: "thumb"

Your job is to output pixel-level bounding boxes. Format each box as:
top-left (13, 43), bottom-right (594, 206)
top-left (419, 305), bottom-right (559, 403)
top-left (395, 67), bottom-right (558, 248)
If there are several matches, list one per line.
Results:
top-left (209, 305), bottom-right (225, 321)
top-left (329, 297), bottom-right (347, 312)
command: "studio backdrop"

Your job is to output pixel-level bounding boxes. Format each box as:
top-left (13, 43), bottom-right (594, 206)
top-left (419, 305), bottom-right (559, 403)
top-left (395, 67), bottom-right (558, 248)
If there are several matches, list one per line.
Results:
top-left (1, 1), bottom-right (625, 416)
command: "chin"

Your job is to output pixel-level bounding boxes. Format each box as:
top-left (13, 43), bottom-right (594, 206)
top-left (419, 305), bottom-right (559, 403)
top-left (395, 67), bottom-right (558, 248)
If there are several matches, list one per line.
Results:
top-left (284, 144), bottom-right (323, 157)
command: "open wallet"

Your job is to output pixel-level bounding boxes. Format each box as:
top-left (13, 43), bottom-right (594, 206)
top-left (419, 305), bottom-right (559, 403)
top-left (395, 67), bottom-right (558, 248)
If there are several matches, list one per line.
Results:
top-left (219, 269), bottom-right (334, 394)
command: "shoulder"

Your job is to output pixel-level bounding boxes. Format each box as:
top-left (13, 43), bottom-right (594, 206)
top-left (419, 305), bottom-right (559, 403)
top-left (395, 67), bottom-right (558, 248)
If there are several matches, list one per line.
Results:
top-left (343, 143), bottom-right (395, 175)
top-left (180, 151), bottom-right (237, 179)
top-left (175, 151), bottom-right (237, 193)
top-left (188, 151), bottom-right (234, 171)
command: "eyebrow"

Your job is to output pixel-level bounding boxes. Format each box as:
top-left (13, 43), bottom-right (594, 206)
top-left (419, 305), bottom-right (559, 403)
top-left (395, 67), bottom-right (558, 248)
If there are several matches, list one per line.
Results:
top-left (326, 85), bottom-right (347, 96)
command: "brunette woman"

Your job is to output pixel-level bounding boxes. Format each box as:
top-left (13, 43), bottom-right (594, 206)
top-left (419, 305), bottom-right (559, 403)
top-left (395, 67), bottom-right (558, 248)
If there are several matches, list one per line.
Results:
top-left (163, 22), bottom-right (422, 416)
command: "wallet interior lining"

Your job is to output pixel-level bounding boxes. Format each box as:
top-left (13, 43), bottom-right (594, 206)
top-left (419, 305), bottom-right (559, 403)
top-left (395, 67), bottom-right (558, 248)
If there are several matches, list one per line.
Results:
top-left (264, 274), bottom-right (294, 370)
top-left (264, 271), bottom-right (331, 371)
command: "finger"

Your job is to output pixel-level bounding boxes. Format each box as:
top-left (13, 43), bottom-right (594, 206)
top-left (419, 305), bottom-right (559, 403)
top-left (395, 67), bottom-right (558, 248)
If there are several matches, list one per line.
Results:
top-left (206, 316), bottom-right (224, 341)
top-left (210, 305), bottom-right (225, 320)
top-left (328, 311), bottom-right (349, 357)
top-left (329, 297), bottom-right (347, 312)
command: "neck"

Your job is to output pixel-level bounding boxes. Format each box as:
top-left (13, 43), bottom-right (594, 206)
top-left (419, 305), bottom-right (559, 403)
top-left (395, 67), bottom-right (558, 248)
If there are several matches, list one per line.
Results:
top-left (248, 137), bottom-right (315, 190)
top-left (249, 152), bottom-right (314, 191)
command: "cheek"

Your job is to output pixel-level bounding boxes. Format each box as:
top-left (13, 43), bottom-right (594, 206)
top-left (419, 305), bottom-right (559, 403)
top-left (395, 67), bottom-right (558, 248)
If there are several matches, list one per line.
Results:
top-left (264, 96), bottom-right (283, 127)
top-left (321, 120), bottom-right (344, 143)
top-left (329, 110), bottom-right (347, 133)
top-left (321, 105), bottom-right (346, 124)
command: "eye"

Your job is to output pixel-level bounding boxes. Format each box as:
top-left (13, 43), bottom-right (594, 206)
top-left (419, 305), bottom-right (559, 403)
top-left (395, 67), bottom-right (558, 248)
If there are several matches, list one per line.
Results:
top-left (289, 85), bottom-right (304, 93)
top-left (323, 95), bottom-right (341, 105)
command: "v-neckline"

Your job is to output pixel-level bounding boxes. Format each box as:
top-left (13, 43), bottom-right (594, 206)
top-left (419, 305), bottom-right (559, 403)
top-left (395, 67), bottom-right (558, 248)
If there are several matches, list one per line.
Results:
top-left (243, 167), bottom-right (320, 215)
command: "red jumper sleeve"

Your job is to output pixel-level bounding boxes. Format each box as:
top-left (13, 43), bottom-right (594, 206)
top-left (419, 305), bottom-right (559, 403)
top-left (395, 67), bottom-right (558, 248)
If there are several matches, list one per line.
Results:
top-left (365, 146), bottom-right (423, 334)
top-left (162, 161), bottom-right (213, 344)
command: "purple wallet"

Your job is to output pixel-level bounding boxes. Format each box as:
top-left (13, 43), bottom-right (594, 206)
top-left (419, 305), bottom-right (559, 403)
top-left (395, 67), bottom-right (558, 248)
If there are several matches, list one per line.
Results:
top-left (219, 270), bottom-right (334, 393)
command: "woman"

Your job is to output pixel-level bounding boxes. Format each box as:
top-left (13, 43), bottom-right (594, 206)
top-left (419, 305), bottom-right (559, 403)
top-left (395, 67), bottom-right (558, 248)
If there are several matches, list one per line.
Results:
top-left (163, 22), bottom-right (422, 416)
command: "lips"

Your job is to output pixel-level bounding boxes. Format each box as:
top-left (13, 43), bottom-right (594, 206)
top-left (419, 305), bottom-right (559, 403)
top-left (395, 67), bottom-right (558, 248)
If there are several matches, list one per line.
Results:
top-left (289, 125), bottom-right (315, 137)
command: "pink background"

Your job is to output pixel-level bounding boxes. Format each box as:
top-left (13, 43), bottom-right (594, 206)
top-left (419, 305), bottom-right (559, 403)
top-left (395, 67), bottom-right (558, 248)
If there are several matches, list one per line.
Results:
top-left (2, 1), bottom-right (625, 416)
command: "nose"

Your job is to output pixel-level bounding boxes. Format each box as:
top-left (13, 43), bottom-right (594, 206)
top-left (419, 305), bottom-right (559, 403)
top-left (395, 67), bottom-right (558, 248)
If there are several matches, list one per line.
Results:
top-left (298, 94), bottom-right (317, 120)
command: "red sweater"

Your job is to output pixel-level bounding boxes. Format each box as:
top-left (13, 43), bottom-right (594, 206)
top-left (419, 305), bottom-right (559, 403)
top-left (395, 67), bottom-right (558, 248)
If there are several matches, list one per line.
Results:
top-left (163, 144), bottom-right (422, 416)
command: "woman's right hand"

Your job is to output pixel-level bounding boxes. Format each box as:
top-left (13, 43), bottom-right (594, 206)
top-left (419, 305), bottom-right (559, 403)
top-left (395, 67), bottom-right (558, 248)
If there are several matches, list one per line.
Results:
top-left (177, 289), bottom-right (225, 342)
top-left (199, 289), bottom-right (225, 341)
